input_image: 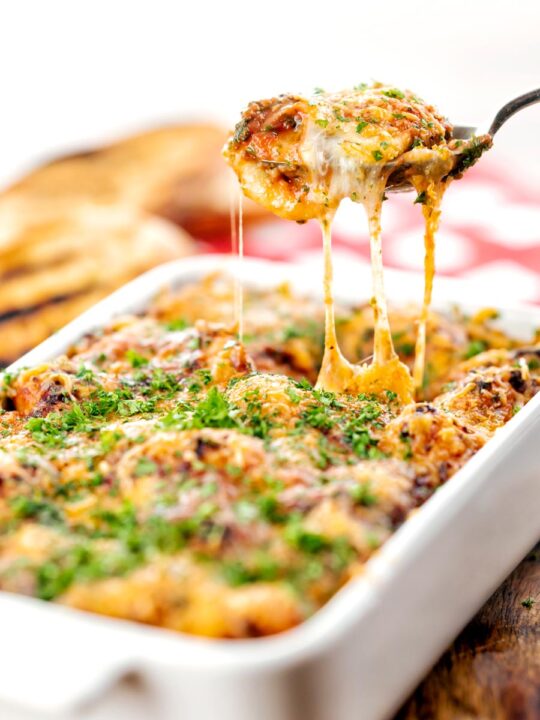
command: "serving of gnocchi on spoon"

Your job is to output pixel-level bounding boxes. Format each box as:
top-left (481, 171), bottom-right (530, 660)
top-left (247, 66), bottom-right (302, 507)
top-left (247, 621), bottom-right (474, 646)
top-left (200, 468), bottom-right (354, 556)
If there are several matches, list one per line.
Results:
top-left (223, 83), bottom-right (537, 404)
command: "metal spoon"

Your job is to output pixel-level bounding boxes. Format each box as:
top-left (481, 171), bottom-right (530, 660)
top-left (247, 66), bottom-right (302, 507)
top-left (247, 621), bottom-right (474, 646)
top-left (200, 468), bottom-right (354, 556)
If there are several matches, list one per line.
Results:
top-left (387, 88), bottom-right (540, 191)
top-left (453, 87), bottom-right (540, 140)
top-left (258, 89), bottom-right (540, 193)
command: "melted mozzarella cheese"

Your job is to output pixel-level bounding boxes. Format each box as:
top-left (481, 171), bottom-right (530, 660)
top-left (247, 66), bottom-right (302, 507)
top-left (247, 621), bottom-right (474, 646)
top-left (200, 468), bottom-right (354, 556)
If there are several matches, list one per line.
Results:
top-left (225, 84), bottom-right (489, 403)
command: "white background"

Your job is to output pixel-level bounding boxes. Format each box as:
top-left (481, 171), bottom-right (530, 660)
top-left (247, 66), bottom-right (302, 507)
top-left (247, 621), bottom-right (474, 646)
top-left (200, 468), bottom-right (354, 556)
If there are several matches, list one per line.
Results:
top-left (1, 0), bottom-right (539, 188)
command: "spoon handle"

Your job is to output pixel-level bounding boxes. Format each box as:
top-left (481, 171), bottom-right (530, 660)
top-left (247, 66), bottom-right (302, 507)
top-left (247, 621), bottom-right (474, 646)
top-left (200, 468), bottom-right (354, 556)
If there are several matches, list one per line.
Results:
top-left (489, 88), bottom-right (540, 136)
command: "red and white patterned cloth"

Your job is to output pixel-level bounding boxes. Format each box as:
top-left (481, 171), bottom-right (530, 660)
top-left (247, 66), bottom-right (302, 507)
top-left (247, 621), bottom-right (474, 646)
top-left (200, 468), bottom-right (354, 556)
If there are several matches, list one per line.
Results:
top-left (205, 157), bottom-right (540, 306)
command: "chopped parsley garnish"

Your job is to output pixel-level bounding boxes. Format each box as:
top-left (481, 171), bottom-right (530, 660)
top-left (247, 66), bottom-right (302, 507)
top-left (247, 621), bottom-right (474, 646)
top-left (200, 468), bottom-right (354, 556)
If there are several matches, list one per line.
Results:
top-left (134, 457), bottom-right (158, 477)
top-left (356, 121), bottom-right (368, 134)
top-left (343, 412), bottom-right (382, 459)
top-left (383, 88), bottom-right (405, 99)
top-left (34, 512), bottom-right (198, 600)
top-left (192, 387), bottom-right (238, 429)
top-left (165, 318), bottom-right (189, 331)
top-left (286, 387), bottom-right (302, 404)
top-left (76, 366), bottom-right (95, 381)
top-left (301, 402), bottom-right (335, 431)
top-left (221, 557), bottom-right (280, 586)
top-left (9, 496), bottom-right (64, 526)
top-left (238, 390), bottom-right (276, 439)
top-left (149, 369), bottom-right (180, 395)
top-left (256, 494), bottom-right (286, 523)
top-left (414, 191), bottom-right (427, 205)
top-left (25, 384), bottom-right (160, 447)
top-left (285, 522), bottom-right (328, 553)
top-left (125, 349), bottom-right (148, 368)
top-left (334, 110), bottom-right (351, 123)
top-left (464, 340), bottom-right (488, 359)
top-left (1, 371), bottom-right (17, 388)
top-left (26, 408), bottom-right (91, 447)
top-left (399, 430), bottom-right (413, 460)
top-left (372, 150), bottom-right (383, 161)
top-left (455, 136), bottom-right (488, 173)
top-left (393, 335), bottom-right (415, 355)
top-left (285, 520), bottom-right (355, 572)
top-left (349, 482), bottom-right (377, 506)
top-left (233, 119), bottom-right (250, 144)
top-left (282, 320), bottom-right (322, 343)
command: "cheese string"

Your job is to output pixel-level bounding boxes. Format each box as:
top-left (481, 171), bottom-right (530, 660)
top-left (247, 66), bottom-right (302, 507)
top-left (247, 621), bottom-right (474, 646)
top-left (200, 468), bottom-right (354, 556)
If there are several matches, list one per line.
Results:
top-left (321, 214), bottom-right (339, 357)
top-left (229, 179), bottom-right (238, 332)
top-left (229, 184), bottom-right (237, 256)
top-left (232, 189), bottom-right (244, 342)
top-left (364, 192), bottom-right (397, 367)
top-left (316, 214), bottom-right (353, 389)
top-left (412, 178), bottom-right (448, 389)
top-left (316, 185), bottom-right (413, 404)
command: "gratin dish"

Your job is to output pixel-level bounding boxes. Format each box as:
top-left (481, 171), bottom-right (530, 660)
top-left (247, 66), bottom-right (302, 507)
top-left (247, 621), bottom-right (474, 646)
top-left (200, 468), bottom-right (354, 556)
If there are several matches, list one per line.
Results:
top-left (1, 255), bottom-right (539, 720)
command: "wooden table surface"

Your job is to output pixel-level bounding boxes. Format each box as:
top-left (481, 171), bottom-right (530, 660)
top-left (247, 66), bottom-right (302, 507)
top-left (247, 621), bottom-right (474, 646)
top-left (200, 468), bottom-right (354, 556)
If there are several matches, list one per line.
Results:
top-left (396, 544), bottom-right (540, 720)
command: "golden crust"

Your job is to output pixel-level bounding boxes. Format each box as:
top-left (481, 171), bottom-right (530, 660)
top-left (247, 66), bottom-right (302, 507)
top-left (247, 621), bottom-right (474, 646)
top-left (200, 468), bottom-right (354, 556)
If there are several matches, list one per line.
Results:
top-left (0, 292), bottom-right (105, 365)
top-left (0, 205), bottom-right (193, 364)
top-left (0, 124), bottom-right (271, 365)
top-left (0, 207), bottom-right (191, 316)
top-left (4, 125), bottom-right (225, 215)
top-left (1, 124), bottom-right (266, 247)
top-left (0, 277), bottom-right (537, 638)
top-left (224, 84), bottom-right (459, 221)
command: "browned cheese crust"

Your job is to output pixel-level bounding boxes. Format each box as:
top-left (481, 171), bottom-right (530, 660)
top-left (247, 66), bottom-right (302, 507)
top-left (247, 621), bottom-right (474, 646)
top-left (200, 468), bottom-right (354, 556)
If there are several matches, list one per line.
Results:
top-left (223, 84), bottom-right (490, 221)
top-left (0, 277), bottom-right (536, 638)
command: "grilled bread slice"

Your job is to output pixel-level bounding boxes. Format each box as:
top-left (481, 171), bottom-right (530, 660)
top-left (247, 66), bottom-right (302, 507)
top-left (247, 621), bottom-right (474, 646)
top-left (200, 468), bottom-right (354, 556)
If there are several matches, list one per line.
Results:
top-left (0, 123), bottom-right (269, 364)
top-left (0, 205), bottom-right (192, 364)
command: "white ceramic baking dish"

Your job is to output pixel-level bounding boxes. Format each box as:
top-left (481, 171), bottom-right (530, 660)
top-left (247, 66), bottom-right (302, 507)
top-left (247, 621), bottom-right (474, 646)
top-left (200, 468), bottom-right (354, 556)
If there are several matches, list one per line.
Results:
top-left (1, 255), bottom-right (539, 720)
